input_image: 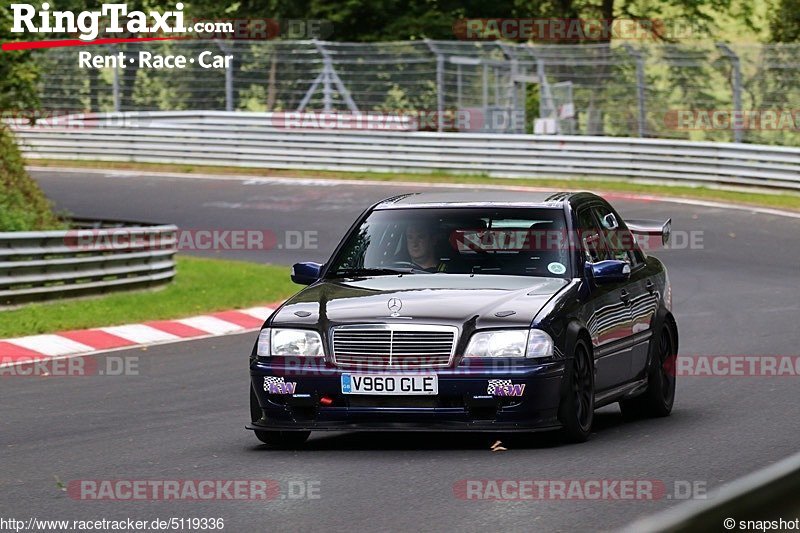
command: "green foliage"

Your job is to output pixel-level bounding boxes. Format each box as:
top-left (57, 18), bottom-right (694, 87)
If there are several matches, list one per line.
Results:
top-left (0, 5), bottom-right (63, 231)
top-left (0, 128), bottom-right (63, 231)
top-left (0, 4), bottom-right (39, 110)
top-left (770, 0), bottom-right (800, 41)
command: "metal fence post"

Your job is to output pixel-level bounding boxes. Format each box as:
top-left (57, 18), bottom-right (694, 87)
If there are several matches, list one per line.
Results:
top-left (717, 43), bottom-right (743, 143)
top-left (319, 42), bottom-right (333, 112)
top-left (497, 42), bottom-right (522, 133)
top-left (112, 45), bottom-right (121, 112)
top-left (425, 39), bottom-right (445, 132)
top-left (297, 40), bottom-right (358, 113)
top-left (215, 40), bottom-right (234, 111)
top-left (536, 58), bottom-right (556, 122)
top-left (623, 44), bottom-right (647, 138)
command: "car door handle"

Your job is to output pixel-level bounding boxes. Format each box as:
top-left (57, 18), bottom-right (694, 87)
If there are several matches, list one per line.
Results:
top-left (620, 289), bottom-right (631, 304)
top-left (645, 280), bottom-right (655, 294)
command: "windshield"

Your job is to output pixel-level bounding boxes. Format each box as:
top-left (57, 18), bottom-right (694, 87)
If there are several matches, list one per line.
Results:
top-left (327, 207), bottom-right (570, 278)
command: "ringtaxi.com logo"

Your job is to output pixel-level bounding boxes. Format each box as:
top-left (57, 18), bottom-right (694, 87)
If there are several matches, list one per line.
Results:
top-left (10, 2), bottom-right (196, 41)
top-left (8, 3), bottom-right (332, 42)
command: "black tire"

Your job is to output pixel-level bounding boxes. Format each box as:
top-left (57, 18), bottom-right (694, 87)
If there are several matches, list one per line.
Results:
top-left (619, 325), bottom-right (676, 419)
top-left (558, 340), bottom-right (594, 443)
top-left (250, 386), bottom-right (311, 449)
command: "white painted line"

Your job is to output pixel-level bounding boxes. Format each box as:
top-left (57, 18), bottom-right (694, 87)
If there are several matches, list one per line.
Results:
top-left (239, 306), bottom-right (276, 321)
top-left (101, 324), bottom-right (180, 344)
top-left (28, 166), bottom-right (800, 220)
top-left (176, 315), bottom-right (244, 335)
top-left (6, 335), bottom-right (94, 357)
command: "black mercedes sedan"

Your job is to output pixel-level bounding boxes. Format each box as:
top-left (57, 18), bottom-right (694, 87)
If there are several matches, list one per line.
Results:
top-left (248, 191), bottom-right (678, 447)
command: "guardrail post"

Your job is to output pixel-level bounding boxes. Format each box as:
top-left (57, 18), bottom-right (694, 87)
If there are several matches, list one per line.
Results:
top-left (425, 39), bottom-right (445, 132)
top-left (623, 44), bottom-right (647, 138)
top-left (717, 43), bottom-right (743, 143)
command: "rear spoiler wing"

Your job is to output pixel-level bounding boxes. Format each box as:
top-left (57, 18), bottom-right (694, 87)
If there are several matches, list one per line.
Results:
top-left (626, 218), bottom-right (672, 246)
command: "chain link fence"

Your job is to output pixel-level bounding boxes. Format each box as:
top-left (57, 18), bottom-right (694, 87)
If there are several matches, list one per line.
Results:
top-left (30, 40), bottom-right (800, 145)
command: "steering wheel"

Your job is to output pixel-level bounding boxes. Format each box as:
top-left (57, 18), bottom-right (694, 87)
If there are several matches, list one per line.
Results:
top-left (392, 260), bottom-right (433, 273)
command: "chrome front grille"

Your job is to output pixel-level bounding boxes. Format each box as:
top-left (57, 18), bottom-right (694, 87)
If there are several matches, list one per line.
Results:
top-left (331, 324), bottom-right (458, 369)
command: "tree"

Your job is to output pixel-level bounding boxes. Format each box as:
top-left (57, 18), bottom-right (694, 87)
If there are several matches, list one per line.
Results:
top-left (0, 4), bottom-right (39, 111)
top-left (0, 4), bottom-right (62, 230)
top-left (770, 0), bottom-right (800, 41)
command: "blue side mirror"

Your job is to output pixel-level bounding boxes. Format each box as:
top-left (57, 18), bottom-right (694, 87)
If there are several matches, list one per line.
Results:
top-left (291, 262), bottom-right (322, 285)
top-left (586, 260), bottom-right (631, 284)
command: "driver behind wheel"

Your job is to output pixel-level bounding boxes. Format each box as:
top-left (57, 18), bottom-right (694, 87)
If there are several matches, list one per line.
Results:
top-left (405, 222), bottom-right (448, 272)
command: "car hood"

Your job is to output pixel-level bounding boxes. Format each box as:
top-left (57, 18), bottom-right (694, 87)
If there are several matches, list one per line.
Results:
top-left (270, 274), bottom-right (569, 329)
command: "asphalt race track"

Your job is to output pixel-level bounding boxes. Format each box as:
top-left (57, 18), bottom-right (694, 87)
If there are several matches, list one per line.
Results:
top-left (2, 168), bottom-right (799, 531)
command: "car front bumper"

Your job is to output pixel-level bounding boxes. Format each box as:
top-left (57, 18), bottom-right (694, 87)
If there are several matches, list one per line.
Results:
top-left (248, 357), bottom-right (567, 432)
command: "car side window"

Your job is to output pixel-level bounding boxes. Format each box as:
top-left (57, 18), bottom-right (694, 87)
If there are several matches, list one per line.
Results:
top-left (576, 207), bottom-right (611, 264)
top-left (592, 204), bottom-right (640, 267)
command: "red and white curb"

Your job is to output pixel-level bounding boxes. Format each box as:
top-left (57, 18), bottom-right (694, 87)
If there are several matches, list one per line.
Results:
top-left (0, 304), bottom-right (281, 368)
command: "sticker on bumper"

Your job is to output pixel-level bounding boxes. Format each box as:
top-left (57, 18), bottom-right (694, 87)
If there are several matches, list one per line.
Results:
top-left (487, 379), bottom-right (525, 397)
top-left (264, 376), bottom-right (297, 395)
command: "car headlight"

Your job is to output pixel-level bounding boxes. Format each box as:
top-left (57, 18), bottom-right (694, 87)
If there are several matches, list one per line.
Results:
top-left (464, 329), bottom-right (554, 359)
top-left (256, 328), bottom-right (323, 357)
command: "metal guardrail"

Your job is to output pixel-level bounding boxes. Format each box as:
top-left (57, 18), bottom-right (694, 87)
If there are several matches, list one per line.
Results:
top-left (0, 221), bottom-right (178, 305)
top-left (11, 111), bottom-right (800, 191)
top-left (622, 450), bottom-right (800, 532)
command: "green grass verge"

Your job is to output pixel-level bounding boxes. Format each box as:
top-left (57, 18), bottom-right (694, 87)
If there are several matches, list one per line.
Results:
top-left (0, 256), bottom-right (298, 338)
top-left (28, 158), bottom-right (800, 212)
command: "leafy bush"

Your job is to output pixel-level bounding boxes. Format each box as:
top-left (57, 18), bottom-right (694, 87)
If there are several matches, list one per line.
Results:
top-left (0, 127), bottom-right (63, 231)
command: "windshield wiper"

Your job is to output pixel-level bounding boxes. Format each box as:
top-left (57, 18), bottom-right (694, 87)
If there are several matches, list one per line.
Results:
top-left (329, 267), bottom-right (418, 278)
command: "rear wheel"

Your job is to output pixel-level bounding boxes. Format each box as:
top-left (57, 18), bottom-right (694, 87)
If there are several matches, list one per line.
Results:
top-left (250, 385), bottom-right (310, 449)
top-left (558, 341), bottom-right (594, 443)
top-left (620, 326), bottom-right (676, 418)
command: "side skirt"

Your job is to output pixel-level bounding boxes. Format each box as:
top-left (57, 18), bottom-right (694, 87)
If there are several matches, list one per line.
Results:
top-left (594, 378), bottom-right (648, 408)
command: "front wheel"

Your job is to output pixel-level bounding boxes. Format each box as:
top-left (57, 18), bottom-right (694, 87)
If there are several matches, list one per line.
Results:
top-left (558, 341), bottom-right (594, 443)
top-left (619, 326), bottom-right (676, 418)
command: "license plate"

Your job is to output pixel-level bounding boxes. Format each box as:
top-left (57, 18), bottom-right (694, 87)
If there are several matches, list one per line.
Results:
top-left (341, 374), bottom-right (438, 395)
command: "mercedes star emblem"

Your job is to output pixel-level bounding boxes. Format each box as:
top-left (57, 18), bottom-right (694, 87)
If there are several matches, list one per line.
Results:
top-left (387, 298), bottom-right (403, 317)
